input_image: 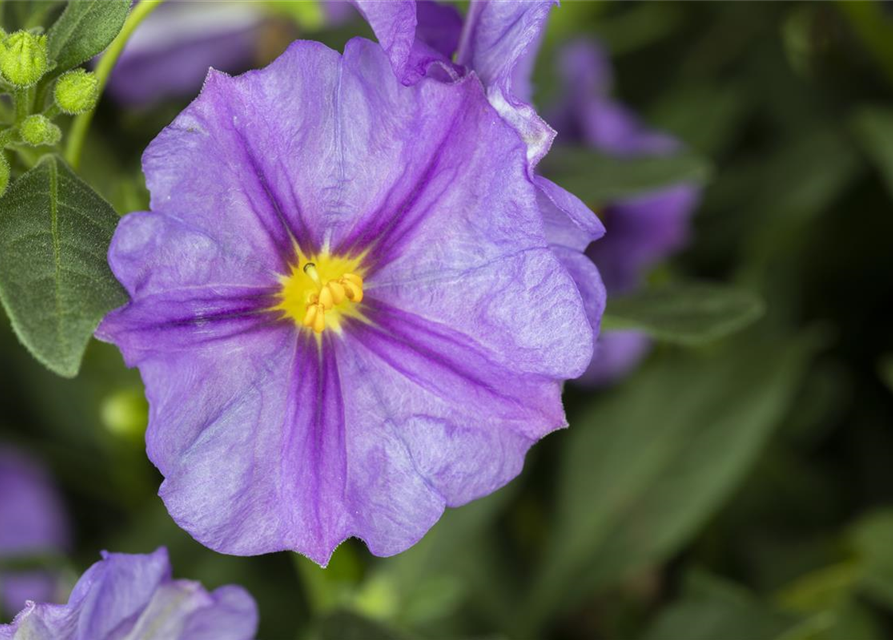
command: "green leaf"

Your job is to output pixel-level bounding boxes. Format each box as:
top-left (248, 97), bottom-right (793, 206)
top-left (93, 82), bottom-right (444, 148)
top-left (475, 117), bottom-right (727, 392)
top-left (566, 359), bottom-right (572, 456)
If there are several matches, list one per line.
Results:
top-left (0, 155), bottom-right (126, 377)
top-left (880, 355), bottom-right (893, 393)
top-left (601, 281), bottom-right (765, 345)
top-left (642, 572), bottom-right (799, 640)
top-left (320, 611), bottom-right (415, 640)
top-left (850, 511), bottom-right (893, 609)
top-left (46, 0), bottom-right (130, 73)
top-left (541, 146), bottom-right (712, 204)
top-left (851, 107), bottom-right (893, 200)
top-left (521, 335), bottom-right (815, 629)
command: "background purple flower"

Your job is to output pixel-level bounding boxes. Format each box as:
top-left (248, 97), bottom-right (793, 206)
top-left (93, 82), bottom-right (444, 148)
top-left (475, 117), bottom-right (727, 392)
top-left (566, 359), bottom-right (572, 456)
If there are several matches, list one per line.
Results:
top-left (97, 37), bottom-right (594, 565)
top-left (551, 40), bottom-right (701, 385)
top-left (0, 548), bottom-right (257, 640)
top-left (0, 447), bottom-right (69, 618)
top-left (107, 2), bottom-right (268, 106)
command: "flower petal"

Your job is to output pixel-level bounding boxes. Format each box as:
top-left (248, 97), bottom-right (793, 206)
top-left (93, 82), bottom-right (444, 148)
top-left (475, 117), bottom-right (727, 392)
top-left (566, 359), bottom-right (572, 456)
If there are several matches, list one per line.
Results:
top-left (456, 0), bottom-right (557, 167)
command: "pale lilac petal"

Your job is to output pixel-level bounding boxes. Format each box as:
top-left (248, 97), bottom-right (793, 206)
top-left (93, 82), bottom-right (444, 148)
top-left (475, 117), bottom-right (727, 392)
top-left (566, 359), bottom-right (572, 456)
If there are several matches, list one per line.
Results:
top-left (179, 586), bottom-right (259, 640)
top-left (456, 0), bottom-right (557, 167)
top-left (0, 550), bottom-right (257, 640)
top-left (349, 0), bottom-right (417, 82)
top-left (549, 246), bottom-right (606, 341)
top-left (416, 0), bottom-right (463, 57)
top-left (535, 175), bottom-right (605, 252)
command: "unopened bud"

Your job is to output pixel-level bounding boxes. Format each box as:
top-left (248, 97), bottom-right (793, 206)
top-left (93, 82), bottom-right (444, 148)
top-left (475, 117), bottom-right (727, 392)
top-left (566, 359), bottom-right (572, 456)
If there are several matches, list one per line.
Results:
top-left (100, 388), bottom-right (149, 440)
top-left (20, 115), bottom-right (61, 147)
top-left (0, 31), bottom-right (48, 87)
top-left (54, 69), bottom-right (99, 115)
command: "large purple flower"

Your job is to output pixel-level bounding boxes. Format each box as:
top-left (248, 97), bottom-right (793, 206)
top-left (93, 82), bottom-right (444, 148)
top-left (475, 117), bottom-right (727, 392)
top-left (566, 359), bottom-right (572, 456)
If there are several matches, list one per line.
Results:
top-left (0, 447), bottom-right (69, 618)
top-left (0, 548), bottom-right (257, 640)
top-left (97, 38), bottom-right (594, 564)
top-left (550, 40), bottom-right (701, 385)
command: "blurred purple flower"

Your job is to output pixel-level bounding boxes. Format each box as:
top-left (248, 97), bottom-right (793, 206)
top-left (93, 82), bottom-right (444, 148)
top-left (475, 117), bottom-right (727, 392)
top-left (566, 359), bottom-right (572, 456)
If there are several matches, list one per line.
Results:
top-left (551, 40), bottom-right (701, 385)
top-left (107, 2), bottom-right (267, 106)
top-left (0, 447), bottom-right (69, 618)
top-left (97, 38), bottom-right (594, 564)
top-left (0, 548), bottom-right (257, 640)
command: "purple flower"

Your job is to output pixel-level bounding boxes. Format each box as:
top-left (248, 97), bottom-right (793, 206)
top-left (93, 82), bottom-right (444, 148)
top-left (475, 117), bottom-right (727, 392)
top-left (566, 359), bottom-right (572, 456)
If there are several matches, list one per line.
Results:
top-left (0, 548), bottom-right (257, 640)
top-left (551, 40), bottom-right (701, 385)
top-left (0, 447), bottom-right (69, 617)
top-left (107, 2), bottom-right (268, 105)
top-left (349, 0), bottom-right (608, 372)
top-left (97, 38), bottom-right (594, 564)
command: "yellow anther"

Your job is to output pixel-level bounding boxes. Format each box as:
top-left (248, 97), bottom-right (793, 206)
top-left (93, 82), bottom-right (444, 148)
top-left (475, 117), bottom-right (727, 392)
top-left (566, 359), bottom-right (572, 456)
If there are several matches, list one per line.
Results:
top-left (302, 303), bottom-right (326, 333)
top-left (341, 272), bottom-right (363, 288)
top-left (326, 280), bottom-right (346, 304)
top-left (342, 278), bottom-right (363, 303)
top-left (318, 285), bottom-right (335, 310)
top-left (302, 304), bottom-right (319, 328)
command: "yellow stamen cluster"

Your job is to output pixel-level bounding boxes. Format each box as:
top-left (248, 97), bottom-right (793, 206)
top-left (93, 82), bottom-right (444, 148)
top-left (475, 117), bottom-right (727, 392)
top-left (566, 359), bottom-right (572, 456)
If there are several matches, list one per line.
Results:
top-left (275, 253), bottom-right (365, 335)
top-left (301, 267), bottom-right (363, 333)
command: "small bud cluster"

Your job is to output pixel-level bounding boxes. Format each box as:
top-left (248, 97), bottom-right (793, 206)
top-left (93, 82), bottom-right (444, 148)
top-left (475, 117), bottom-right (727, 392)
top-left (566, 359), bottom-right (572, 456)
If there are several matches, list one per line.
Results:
top-left (0, 25), bottom-right (100, 198)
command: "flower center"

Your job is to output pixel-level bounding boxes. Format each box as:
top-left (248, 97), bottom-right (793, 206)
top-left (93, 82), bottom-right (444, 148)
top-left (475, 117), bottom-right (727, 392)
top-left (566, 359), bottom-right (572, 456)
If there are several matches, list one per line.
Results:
top-left (275, 252), bottom-right (364, 334)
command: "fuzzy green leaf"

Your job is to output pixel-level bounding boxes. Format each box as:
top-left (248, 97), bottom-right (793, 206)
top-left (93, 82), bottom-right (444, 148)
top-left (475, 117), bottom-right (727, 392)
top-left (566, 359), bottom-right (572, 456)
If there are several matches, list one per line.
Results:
top-left (46, 0), bottom-right (129, 73)
top-left (0, 155), bottom-right (126, 377)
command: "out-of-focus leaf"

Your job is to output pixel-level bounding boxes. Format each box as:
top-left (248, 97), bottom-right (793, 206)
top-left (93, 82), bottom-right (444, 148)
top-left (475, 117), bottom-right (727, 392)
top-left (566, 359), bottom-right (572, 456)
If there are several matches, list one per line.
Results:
top-left (880, 355), bottom-right (893, 393)
top-left (777, 563), bottom-right (883, 640)
top-left (851, 107), bottom-right (893, 200)
top-left (294, 543), bottom-right (364, 616)
top-left (641, 572), bottom-right (799, 640)
top-left (46, 0), bottom-right (130, 73)
top-left (601, 281), bottom-right (765, 345)
top-left (521, 335), bottom-right (816, 629)
top-left (777, 563), bottom-right (860, 614)
top-left (649, 83), bottom-right (751, 156)
top-left (542, 146), bottom-right (712, 204)
top-left (320, 611), bottom-right (415, 640)
top-left (2, 1), bottom-right (62, 30)
top-left (838, 1), bottom-right (893, 89)
top-left (371, 489), bottom-right (517, 629)
top-left (593, 2), bottom-right (684, 56)
top-left (850, 510), bottom-right (893, 609)
top-left (0, 155), bottom-right (126, 377)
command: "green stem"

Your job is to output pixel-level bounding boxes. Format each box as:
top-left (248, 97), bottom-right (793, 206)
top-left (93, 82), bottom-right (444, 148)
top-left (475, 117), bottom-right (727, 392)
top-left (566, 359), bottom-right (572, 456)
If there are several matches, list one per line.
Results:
top-left (43, 103), bottom-right (61, 120)
top-left (14, 87), bottom-right (32, 123)
top-left (65, 0), bottom-right (167, 169)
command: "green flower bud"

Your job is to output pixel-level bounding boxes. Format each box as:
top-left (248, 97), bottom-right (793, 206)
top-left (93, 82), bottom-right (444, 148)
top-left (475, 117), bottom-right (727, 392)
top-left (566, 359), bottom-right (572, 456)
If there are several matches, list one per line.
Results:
top-left (0, 31), bottom-right (48, 87)
top-left (54, 69), bottom-right (99, 115)
top-left (100, 388), bottom-right (148, 441)
top-left (0, 153), bottom-right (9, 198)
top-left (19, 114), bottom-right (61, 147)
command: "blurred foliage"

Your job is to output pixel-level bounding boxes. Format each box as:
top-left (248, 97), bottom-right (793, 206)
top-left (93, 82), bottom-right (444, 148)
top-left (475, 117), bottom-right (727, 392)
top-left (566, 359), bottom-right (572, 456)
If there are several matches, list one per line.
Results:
top-left (3, 2), bottom-right (893, 639)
